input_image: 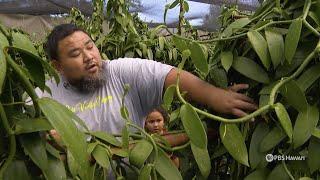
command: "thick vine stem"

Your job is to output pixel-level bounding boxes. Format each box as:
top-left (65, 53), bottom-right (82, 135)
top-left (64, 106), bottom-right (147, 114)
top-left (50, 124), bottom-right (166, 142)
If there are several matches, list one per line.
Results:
top-left (4, 50), bottom-right (41, 117)
top-left (282, 160), bottom-right (295, 180)
top-left (302, 0), bottom-right (312, 20)
top-left (303, 19), bottom-right (320, 37)
top-left (127, 123), bottom-right (159, 162)
top-left (0, 103), bottom-right (16, 179)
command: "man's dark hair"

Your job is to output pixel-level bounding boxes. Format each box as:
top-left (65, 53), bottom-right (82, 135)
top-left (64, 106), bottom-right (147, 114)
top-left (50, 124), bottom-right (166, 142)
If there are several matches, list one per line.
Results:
top-left (45, 23), bottom-right (88, 61)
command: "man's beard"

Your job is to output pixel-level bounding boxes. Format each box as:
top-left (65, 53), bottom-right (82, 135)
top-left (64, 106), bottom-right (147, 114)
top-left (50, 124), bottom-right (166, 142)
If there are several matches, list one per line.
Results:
top-left (69, 67), bottom-right (106, 93)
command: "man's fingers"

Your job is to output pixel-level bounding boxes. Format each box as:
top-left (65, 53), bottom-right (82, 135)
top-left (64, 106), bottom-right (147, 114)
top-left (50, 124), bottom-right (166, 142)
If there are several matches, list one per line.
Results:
top-left (235, 93), bottom-right (255, 104)
top-left (229, 84), bottom-right (249, 92)
top-left (235, 100), bottom-right (258, 111)
top-left (231, 108), bottom-right (248, 117)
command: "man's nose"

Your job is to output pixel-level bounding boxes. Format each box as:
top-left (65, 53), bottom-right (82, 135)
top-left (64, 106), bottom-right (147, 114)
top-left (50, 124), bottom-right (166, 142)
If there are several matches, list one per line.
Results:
top-left (83, 50), bottom-right (93, 63)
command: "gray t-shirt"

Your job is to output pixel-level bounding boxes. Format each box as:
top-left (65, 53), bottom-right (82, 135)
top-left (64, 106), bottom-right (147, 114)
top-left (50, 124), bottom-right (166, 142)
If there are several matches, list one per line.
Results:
top-left (37, 58), bottom-right (173, 134)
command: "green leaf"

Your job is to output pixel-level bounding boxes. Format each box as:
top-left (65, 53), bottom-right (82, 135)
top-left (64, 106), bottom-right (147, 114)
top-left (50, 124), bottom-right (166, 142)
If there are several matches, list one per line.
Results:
top-left (172, 48), bottom-right (178, 61)
top-left (210, 67), bottom-right (228, 88)
top-left (296, 64), bottom-right (320, 91)
top-left (14, 118), bottom-right (52, 134)
top-left (87, 142), bottom-right (98, 154)
top-left (285, 19), bottom-right (302, 64)
top-left (92, 145), bottom-right (110, 169)
top-left (265, 28), bottom-right (284, 68)
top-left (191, 143), bottom-right (211, 178)
top-left (172, 36), bottom-right (188, 52)
top-left (122, 126), bottom-right (129, 150)
top-left (44, 153), bottom-right (67, 180)
top-left (274, 103), bottom-right (293, 142)
top-left (163, 85), bottom-right (176, 110)
top-left (11, 32), bottom-right (38, 55)
top-left (19, 133), bottom-right (48, 170)
top-left (159, 36), bottom-right (165, 50)
top-left (4, 160), bottom-right (31, 180)
top-left (308, 137), bottom-right (320, 173)
top-left (120, 106), bottom-right (129, 120)
top-left (280, 80), bottom-right (308, 112)
top-left (139, 164), bottom-right (152, 180)
top-left (267, 164), bottom-right (290, 180)
top-left (147, 49), bottom-right (153, 60)
top-left (182, 49), bottom-right (191, 61)
top-left (220, 123), bottom-right (249, 166)
top-left (38, 97), bottom-right (93, 180)
top-left (91, 131), bottom-right (121, 147)
top-left (46, 143), bottom-right (61, 159)
top-left (169, 0), bottom-right (179, 9)
top-left (249, 122), bottom-right (269, 169)
top-left (293, 105), bottom-right (319, 149)
top-left (0, 33), bottom-right (7, 95)
top-left (180, 103), bottom-right (207, 149)
top-left (129, 140), bottom-right (153, 168)
top-left (190, 42), bottom-right (208, 75)
top-left (232, 57), bottom-right (270, 84)
top-left (183, 1), bottom-right (189, 12)
top-left (244, 168), bottom-right (270, 180)
top-left (221, 51), bottom-right (233, 72)
top-left (155, 148), bottom-right (182, 180)
top-left (222, 18), bottom-right (251, 37)
top-left (312, 128), bottom-right (320, 139)
top-left (260, 126), bottom-right (286, 152)
top-left (247, 30), bottom-right (271, 69)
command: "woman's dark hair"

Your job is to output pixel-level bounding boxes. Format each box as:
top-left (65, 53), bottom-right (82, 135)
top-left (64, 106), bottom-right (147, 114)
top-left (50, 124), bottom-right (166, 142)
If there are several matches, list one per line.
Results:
top-left (45, 23), bottom-right (88, 61)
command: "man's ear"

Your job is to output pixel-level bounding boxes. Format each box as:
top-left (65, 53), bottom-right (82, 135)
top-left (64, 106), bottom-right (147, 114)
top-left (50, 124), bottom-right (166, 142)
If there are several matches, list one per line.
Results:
top-left (51, 59), bottom-right (62, 72)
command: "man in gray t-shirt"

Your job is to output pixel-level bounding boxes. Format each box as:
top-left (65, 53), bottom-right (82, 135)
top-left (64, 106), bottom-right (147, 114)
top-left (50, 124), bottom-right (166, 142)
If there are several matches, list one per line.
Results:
top-left (44, 24), bottom-right (257, 135)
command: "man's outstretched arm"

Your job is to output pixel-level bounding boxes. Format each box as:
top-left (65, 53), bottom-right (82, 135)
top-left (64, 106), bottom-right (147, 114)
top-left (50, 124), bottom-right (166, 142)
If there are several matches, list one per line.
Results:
top-left (164, 68), bottom-right (258, 117)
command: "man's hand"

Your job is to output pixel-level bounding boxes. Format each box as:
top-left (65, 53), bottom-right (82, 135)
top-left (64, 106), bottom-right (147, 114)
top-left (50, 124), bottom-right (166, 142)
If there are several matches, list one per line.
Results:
top-left (165, 69), bottom-right (258, 117)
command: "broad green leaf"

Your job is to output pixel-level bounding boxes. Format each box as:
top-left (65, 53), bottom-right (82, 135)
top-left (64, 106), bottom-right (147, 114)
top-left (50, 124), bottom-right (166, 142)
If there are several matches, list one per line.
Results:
top-left (232, 57), bottom-right (270, 83)
top-left (159, 36), bottom-right (165, 50)
top-left (0, 32), bottom-right (9, 48)
top-left (267, 164), bottom-right (290, 180)
top-left (183, 1), bottom-right (189, 12)
top-left (129, 140), bottom-right (153, 168)
top-left (19, 133), bottom-right (48, 170)
top-left (38, 97), bottom-right (93, 180)
top-left (147, 49), bottom-right (153, 60)
top-left (222, 18), bottom-right (251, 37)
top-left (0, 33), bottom-right (7, 95)
top-left (92, 145), bottom-right (110, 169)
top-left (274, 103), bottom-right (293, 142)
top-left (244, 168), bottom-right (270, 180)
top-left (172, 36), bottom-right (188, 52)
top-left (91, 131), bottom-right (121, 147)
top-left (138, 164), bottom-right (152, 180)
top-left (220, 123), bottom-right (249, 166)
top-left (285, 19), bottom-right (302, 64)
top-left (293, 105), bottom-right (319, 149)
top-left (280, 80), bottom-right (308, 112)
top-left (191, 143), bottom-right (211, 178)
top-left (296, 64), bottom-right (320, 91)
top-left (265, 28), bottom-right (284, 68)
top-left (155, 148), bottom-right (182, 180)
top-left (87, 142), bottom-right (98, 154)
top-left (308, 137), bottom-right (320, 173)
top-left (260, 126), bottom-right (286, 152)
top-left (122, 126), bottom-right (129, 150)
top-left (14, 118), bottom-right (52, 134)
top-left (11, 32), bottom-right (38, 55)
top-left (44, 153), bottom-right (67, 180)
top-left (221, 51), bottom-right (233, 72)
top-left (210, 67), bottom-right (228, 88)
top-left (249, 122), bottom-right (269, 169)
top-left (112, 148), bottom-right (128, 158)
top-left (190, 42), bottom-right (208, 75)
top-left (163, 85), bottom-right (176, 110)
top-left (4, 160), bottom-right (31, 180)
top-left (67, 151), bottom-right (80, 177)
top-left (247, 30), bottom-right (271, 69)
top-left (312, 128), bottom-right (320, 139)
top-left (180, 103), bottom-right (207, 149)
top-left (169, 0), bottom-right (179, 9)
top-left (259, 94), bottom-right (269, 108)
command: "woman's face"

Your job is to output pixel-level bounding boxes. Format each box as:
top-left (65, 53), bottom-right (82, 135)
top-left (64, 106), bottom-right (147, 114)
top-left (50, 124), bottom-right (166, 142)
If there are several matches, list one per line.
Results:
top-left (145, 111), bottom-right (165, 134)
